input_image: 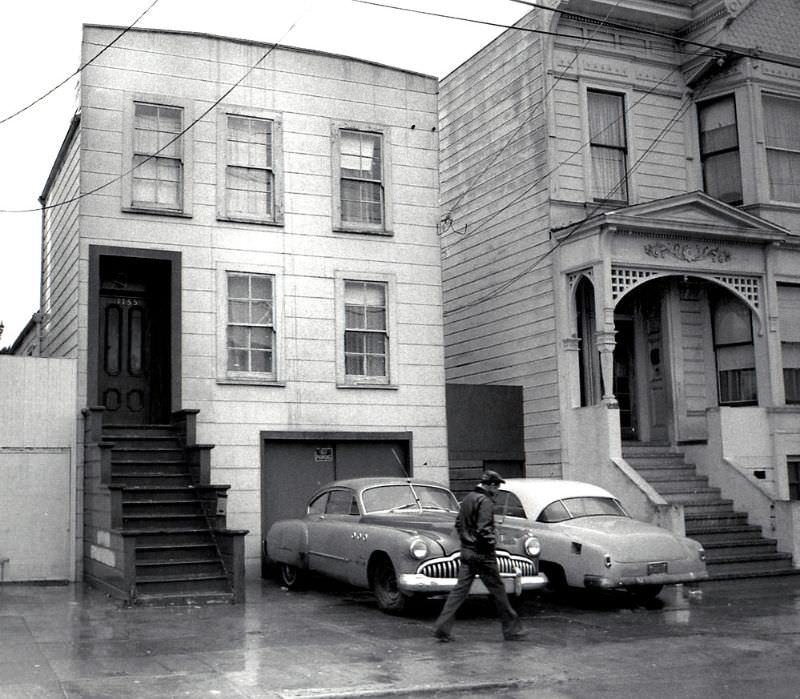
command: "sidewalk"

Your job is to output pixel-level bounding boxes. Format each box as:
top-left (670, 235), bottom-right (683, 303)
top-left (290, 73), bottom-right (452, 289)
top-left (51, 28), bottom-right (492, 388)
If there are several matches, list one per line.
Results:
top-left (2, 575), bottom-right (800, 698)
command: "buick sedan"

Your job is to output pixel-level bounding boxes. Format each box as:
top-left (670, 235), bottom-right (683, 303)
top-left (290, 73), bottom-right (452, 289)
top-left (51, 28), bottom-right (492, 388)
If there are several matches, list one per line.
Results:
top-left (494, 479), bottom-right (708, 600)
top-left (266, 477), bottom-right (547, 614)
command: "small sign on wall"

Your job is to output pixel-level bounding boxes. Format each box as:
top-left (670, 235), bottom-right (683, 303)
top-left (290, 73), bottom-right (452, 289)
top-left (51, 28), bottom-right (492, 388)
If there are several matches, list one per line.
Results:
top-left (314, 447), bottom-right (334, 463)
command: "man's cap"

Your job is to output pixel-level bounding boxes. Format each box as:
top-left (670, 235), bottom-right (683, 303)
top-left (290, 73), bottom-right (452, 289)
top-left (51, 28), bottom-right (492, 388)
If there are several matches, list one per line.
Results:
top-left (480, 470), bottom-right (506, 485)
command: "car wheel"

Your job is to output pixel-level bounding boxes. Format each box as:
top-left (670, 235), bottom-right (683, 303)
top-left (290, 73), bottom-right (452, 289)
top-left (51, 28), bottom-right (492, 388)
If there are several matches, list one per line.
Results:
top-left (279, 563), bottom-right (304, 589)
top-left (627, 584), bottom-right (663, 602)
top-left (371, 558), bottom-right (408, 615)
top-left (541, 562), bottom-right (568, 593)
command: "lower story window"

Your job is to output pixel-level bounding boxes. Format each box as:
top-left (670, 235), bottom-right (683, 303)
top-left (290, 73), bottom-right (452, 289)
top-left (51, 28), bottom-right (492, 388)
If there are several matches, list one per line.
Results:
top-left (789, 458), bottom-right (800, 500)
top-left (713, 293), bottom-right (757, 406)
top-left (344, 280), bottom-right (388, 382)
top-left (226, 272), bottom-right (274, 375)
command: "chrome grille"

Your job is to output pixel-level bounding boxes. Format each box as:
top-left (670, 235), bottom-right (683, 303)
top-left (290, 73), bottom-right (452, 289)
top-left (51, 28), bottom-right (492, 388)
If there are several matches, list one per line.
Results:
top-left (418, 551), bottom-right (537, 579)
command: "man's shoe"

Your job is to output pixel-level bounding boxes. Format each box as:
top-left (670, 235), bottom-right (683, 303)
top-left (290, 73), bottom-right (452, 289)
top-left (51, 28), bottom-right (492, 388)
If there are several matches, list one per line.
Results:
top-left (433, 629), bottom-right (454, 642)
top-left (504, 629), bottom-right (529, 641)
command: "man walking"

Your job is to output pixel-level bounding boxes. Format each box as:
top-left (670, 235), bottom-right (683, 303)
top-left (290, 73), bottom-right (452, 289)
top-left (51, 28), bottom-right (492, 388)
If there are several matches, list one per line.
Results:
top-left (433, 470), bottom-right (528, 642)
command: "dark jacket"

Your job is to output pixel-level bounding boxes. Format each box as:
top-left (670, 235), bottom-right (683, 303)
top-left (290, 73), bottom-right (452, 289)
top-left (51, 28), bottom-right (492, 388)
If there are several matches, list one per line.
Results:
top-left (456, 485), bottom-right (497, 554)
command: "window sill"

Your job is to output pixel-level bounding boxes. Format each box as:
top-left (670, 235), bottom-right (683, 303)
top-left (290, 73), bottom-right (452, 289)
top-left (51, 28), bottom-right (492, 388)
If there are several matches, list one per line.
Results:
top-left (217, 214), bottom-right (285, 227)
top-left (217, 377), bottom-right (286, 387)
top-left (337, 381), bottom-right (398, 390)
top-left (333, 226), bottom-right (393, 237)
top-left (122, 206), bottom-right (192, 218)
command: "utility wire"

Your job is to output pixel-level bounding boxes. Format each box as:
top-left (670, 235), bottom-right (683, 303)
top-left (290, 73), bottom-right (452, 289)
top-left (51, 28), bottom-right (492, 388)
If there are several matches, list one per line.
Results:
top-left (443, 79), bottom-right (710, 319)
top-left (352, 0), bottom-right (728, 60)
top-left (0, 13), bottom-right (306, 215)
top-left (0, 0), bottom-right (161, 126)
top-left (442, 0), bottom-right (624, 226)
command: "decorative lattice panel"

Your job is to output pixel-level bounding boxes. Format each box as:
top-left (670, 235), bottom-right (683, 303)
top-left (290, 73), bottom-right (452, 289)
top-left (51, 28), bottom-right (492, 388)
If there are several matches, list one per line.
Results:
top-left (712, 274), bottom-right (760, 308)
top-left (611, 266), bottom-right (761, 310)
top-left (568, 269), bottom-right (593, 292)
top-left (610, 267), bottom-right (659, 301)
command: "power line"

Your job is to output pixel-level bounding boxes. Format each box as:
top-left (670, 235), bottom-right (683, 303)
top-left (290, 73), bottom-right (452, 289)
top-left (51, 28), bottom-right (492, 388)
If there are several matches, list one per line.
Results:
top-left (0, 13), bottom-right (306, 215)
top-left (442, 0), bottom-right (625, 225)
top-left (442, 79), bottom-right (709, 319)
top-left (0, 0), bottom-right (161, 127)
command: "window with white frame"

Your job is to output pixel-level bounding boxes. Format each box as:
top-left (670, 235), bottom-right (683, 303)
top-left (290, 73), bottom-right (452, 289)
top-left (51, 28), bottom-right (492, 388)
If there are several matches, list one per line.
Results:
top-left (788, 458), bottom-right (800, 500)
top-left (226, 272), bottom-right (275, 376)
top-left (712, 292), bottom-right (757, 405)
top-left (764, 95), bottom-right (800, 203)
top-left (778, 284), bottom-right (800, 404)
top-left (698, 95), bottom-right (743, 205)
top-left (587, 90), bottom-right (628, 203)
top-left (344, 280), bottom-right (388, 382)
top-left (132, 102), bottom-right (184, 210)
top-left (224, 115), bottom-right (276, 220)
top-left (340, 129), bottom-right (384, 227)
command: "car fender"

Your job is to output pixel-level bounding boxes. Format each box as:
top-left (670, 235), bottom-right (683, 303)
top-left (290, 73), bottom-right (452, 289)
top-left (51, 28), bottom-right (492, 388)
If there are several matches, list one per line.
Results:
top-left (350, 525), bottom-right (441, 588)
top-left (266, 519), bottom-right (309, 569)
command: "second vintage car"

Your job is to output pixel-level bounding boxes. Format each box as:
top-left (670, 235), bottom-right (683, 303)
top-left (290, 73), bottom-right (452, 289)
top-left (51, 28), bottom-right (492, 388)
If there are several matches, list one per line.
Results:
top-left (266, 477), bottom-right (547, 614)
top-left (494, 478), bottom-right (708, 600)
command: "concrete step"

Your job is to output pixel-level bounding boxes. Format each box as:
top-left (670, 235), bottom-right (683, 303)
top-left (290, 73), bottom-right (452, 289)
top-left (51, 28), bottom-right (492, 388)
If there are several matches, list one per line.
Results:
top-left (684, 524), bottom-right (764, 545)
top-left (703, 539), bottom-right (780, 558)
top-left (705, 552), bottom-right (797, 580)
top-left (662, 490), bottom-right (727, 505)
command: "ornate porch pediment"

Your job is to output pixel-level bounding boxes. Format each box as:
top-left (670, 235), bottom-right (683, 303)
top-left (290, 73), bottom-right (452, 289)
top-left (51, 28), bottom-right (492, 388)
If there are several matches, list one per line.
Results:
top-left (601, 191), bottom-right (791, 243)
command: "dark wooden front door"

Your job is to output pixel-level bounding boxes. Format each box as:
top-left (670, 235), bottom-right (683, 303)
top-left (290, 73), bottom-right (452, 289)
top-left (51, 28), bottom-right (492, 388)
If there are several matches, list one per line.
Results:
top-left (97, 257), bottom-right (170, 424)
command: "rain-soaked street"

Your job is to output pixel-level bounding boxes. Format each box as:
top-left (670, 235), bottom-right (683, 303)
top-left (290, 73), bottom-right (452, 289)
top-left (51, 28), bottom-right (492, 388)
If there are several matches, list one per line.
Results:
top-left (1, 575), bottom-right (799, 698)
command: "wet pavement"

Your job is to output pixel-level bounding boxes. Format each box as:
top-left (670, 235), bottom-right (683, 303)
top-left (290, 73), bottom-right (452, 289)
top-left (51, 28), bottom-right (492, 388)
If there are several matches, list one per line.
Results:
top-left (1, 574), bottom-right (799, 698)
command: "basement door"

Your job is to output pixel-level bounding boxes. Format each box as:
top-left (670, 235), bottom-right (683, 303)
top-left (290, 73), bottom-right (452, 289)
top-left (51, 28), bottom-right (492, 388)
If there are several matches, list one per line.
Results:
top-left (96, 256), bottom-right (171, 424)
top-left (261, 437), bottom-right (410, 571)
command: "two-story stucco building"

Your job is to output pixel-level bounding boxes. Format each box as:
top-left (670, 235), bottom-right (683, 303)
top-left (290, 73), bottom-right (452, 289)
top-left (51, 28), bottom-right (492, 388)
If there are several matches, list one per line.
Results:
top-left (440, 0), bottom-right (800, 578)
top-left (33, 24), bottom-right (447, 601)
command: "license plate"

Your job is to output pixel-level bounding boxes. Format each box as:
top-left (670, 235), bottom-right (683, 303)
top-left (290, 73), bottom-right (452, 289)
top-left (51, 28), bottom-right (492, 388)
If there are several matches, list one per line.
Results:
top-left (647, 561), bottom-right (668, 575)
top-left (471, 576), bottom-right (516, 595)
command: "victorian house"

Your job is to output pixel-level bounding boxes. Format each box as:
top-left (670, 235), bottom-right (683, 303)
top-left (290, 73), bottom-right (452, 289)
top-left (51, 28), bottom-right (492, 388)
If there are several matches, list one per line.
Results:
top-left (26, 25), bottom-right (446, 600)
top-left (439, 0), bottom-right (800, 577)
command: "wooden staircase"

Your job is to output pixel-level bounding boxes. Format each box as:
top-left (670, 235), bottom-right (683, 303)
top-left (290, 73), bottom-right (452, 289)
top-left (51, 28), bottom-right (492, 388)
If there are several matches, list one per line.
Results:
top-left (83, 408), bottom-right (247, 605)
top-left (623, 445), bottom-right (796, 580)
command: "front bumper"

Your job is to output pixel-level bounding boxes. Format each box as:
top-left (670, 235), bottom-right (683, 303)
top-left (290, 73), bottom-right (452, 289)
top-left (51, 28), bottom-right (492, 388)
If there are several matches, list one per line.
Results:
top-left (397, 551), bottom-right (548, 597)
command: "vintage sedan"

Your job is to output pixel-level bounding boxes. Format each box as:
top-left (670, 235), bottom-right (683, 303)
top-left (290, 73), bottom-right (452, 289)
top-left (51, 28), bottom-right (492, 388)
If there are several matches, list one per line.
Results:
top-left (494, 479), bottom-right (708, 600)
top-left (266, 477), bottom-right (547, 614)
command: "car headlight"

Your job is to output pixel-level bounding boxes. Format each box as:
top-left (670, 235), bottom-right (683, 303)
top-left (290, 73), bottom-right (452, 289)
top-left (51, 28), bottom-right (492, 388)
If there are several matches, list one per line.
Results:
top-left (524, 536), bottom-right (541, 557)
top-left (409, 538), bottom-right (429, 560)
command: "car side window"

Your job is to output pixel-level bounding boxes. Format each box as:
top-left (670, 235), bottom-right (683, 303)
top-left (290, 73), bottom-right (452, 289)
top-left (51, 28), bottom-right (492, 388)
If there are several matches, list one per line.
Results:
top-left (326, 489), bottom-right (358, 515)
top-left (308, 493), bottom-right (328, 515)
top-left (495, 491), bottom-right (527, 518)
top-left (538, 500), bottom-right (570, 523)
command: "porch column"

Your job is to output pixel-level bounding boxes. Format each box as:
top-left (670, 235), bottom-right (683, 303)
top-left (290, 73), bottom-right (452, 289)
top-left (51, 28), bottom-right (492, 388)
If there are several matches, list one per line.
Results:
top-left (562, 336), bottom-right (582, 407)
top-left (595, 330), bottom-right (618, 406)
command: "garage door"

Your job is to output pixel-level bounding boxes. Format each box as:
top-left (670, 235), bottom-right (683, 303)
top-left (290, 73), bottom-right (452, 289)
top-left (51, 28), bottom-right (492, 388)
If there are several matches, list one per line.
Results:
top-left (261, 435), bottom-right (410, 569)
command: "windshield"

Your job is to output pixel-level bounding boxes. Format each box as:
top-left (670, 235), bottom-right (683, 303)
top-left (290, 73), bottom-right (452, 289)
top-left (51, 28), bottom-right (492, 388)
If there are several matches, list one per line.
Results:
top-left (361, 483), bottom-right (459, 514)
top-left (538, 496), bottom-right (628, 523)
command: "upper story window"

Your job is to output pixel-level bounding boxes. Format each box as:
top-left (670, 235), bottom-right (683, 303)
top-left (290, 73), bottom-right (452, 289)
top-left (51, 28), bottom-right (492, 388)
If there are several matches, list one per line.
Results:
top-left (332, 125), bottom-right (392, 234)
top-left (763, 95), bottom-right (800, 203)
top-left (344, 280), bottom-right (388, 383)
top-left (132, 103), bottom-right (184, 211)
top-left (226, 272), bottom-right (275, 377)
top-left (587, 90), bottom-right (628, 203)
top-left (698, 96), bottom-right (743, 205)
top-left (218, 111), bottom-right (283, 224)
top-left (341, 130), bottom-right (383, 225)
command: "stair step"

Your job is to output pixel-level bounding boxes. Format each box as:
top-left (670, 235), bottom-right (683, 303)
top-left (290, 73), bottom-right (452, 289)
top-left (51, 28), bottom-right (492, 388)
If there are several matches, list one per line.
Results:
top-left (662, 491), bottom-right (727, 505)
top-left (703, 540), bottom-right (779, 558)
top-left (632, 469), bottom-right (702, 482)
top-left (136, 574), bottom-right (232, 595)
top-left (133, 591), bottom-right (235, 606)
top-left (113, 474), bottom-right (193, 487)
top-left (122, 486), bottom-right (200, 502)
top-left (130, 530), bottom-right (217, 546)
top-left (685, 525), bottom-right (764, 545)
top-left (136, 543), bottom-right (219, 562)
top-left (123, 514), bottom-right (209, 530)
top-left (136, 560), bottom-right (226, 577)
top-left (651, 482), bottom-right (718, 496)
top-left (112, 449), bottom-right (184, 462)
top-left (123, 500), bottom-right (204, 516)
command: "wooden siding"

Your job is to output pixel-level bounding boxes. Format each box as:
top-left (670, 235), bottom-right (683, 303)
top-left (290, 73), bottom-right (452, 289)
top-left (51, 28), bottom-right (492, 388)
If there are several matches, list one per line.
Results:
top-left (440, 10), bottom-right (560, 474)
top-left (69, 26), bottom-right (447, 574)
